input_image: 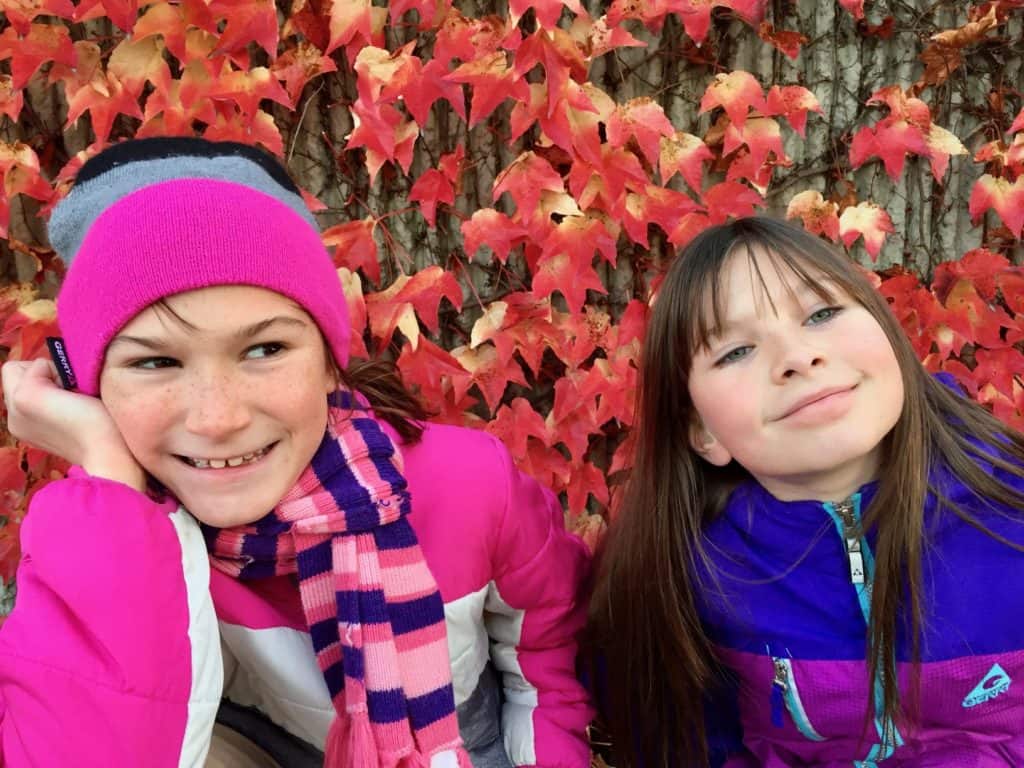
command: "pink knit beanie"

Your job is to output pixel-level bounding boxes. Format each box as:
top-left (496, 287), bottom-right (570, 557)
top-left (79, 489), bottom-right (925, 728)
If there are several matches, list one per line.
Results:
top-left (49, 138), bottom-right (351, 396)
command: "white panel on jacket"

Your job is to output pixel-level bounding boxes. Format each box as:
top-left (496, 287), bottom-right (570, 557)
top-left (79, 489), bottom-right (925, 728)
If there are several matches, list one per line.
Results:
top-left (169, 508), bottom-right (224, 768)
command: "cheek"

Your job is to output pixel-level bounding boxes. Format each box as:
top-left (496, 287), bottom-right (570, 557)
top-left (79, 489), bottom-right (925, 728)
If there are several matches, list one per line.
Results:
top-left (101, 383), bottom-right (178, 455)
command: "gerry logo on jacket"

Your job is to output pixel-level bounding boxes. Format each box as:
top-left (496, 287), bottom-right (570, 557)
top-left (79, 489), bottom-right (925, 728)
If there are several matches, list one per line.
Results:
top-left (962, 663), bottom-right (1012, 708)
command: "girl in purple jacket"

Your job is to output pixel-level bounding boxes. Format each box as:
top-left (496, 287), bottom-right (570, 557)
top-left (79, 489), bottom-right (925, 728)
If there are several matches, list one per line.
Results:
top-left (591, 217), bottom-right (1024, 767)
top-left (0, 138), bottom-right (592, 768)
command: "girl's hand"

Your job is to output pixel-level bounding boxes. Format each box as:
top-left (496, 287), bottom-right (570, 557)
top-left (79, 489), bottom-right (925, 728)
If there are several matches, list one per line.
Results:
top-left (2, 358), bottom-right (146, 492)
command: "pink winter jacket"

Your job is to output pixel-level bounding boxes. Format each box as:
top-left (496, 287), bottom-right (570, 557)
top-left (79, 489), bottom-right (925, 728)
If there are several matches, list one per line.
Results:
top-left (0, 422), bottom-right (593, 768)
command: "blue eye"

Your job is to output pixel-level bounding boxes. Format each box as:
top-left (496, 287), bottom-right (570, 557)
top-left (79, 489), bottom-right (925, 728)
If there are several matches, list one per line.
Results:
top-left (716, 345), bottom-right (753, 366)
top-left (807, 306), bottom-right (842, 325)
top-left (245, 343), bottom-right (286, 359)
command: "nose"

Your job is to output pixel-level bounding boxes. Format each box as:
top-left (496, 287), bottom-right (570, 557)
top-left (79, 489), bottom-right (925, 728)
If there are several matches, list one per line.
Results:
top-left (771, 334), bottom-right (826, 383)
top-left (182, 368), bottom-right (252, 438)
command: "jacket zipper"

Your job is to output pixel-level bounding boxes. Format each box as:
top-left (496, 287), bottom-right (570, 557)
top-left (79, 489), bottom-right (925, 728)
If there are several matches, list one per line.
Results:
top-left (770, 656), bottom-right (826, 741)
top-left (823, 496), bottom-right (904, 762)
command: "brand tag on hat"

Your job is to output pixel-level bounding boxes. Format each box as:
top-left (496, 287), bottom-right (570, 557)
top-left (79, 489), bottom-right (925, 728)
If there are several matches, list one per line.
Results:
top-left (46, 337), bottom-right (78, 390)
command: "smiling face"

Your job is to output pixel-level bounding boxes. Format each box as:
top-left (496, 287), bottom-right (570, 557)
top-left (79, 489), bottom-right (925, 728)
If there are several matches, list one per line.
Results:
top-left (99, 285), bottom-right (336, 527)
top-left (686, 246), bottom-right (905, 502)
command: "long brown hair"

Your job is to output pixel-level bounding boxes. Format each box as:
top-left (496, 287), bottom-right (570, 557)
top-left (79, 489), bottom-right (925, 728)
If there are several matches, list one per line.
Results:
top-left (588, 217), bottom-right (1024, 766)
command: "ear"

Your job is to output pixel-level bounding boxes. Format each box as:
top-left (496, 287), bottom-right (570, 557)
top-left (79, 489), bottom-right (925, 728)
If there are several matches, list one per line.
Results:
top-left (688, 421), bottom-right (733, 467)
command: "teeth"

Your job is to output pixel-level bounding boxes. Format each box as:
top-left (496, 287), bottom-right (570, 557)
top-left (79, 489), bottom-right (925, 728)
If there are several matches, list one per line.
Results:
top-left (183, 445), bottom-right (270, 470)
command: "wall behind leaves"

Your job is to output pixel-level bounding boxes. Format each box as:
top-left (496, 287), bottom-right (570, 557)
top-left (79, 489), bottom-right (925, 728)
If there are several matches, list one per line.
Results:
top-left (1, 0), bottom-right (1024, 607)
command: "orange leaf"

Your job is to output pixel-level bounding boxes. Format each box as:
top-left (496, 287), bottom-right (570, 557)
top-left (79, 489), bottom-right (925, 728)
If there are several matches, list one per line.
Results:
top-left (108, 37), bottom-right (172, 99)
top-left (325, 0), bottom-right (373, 56)
top-left (446, 51), bottom-right (528, 127)
top-left (1, 0), bottom-right (74, 33)
top-left (786, 190), bottom-right (840, 242)
top-left (208, 66), bottom-right (293, 116)
top-left (764, 84), bottom-right (821, 137)
top-left (270, 42), bottom-right (338, 105)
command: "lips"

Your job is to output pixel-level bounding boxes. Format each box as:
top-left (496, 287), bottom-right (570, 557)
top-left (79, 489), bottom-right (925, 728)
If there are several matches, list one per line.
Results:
top-left (777, 385), bottom-right (856, 420)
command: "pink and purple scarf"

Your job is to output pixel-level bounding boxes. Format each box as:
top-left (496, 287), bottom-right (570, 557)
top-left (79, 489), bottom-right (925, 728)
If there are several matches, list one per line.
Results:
top-left (206, 391), bottom-right (471, 768)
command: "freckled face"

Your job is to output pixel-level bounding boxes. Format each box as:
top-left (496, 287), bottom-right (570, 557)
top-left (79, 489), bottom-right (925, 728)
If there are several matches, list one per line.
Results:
top-left (686, 249), bottom-right (905, 502)
top-left (99, 285), bottom-right (336, 527)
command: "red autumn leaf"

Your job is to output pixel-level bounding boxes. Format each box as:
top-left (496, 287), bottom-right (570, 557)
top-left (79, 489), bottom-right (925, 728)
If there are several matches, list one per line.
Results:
top-left (486, 397), bottom-right (550, 463)
top-left (0, 76), bottom-right (23, 123)
top-left (513, 27), bottom-right (587, 112)
top-left (492, 151), bottom-right (565, 222)
top-left (346, 100), bottom-right (418, 181)
top-left (923, 124), bottom-right (968, 181)
top-left (452, 342), bottom-right (528, 413)
top-left (579, 354), bottom-right (636, 426)
top-left (659, 131), bottom-right (712, 192)
top-left (439, 146), bottom-right (464, 187)
top-left (849, 121), bottom-right (928, 181)
top-left (71, 0), bottom-right (137, 32)
top-left (140, 66), bottom-right (218, 138)
top-left (550, 306), bottom-right (611, 369)
top-left (764, 84), bottom-right (822, 137)
top-left (433, 9), bottom-right (508, 68)
top-left (621, 184), bottom-right (700, 247)
top-left (542, 213), bottom-right (618, 269)
top-left (973, 347), bottom-right (1024, 406)
top-left (571, 13), bottom-right (646, 60)
top-left (0, 23), bottom-right (75, 89)
top-left (565, 462), bottom-right (609, 516)
top-left (532, 250), bottom-right (606, 314)
top-left (409, 168), bottom-right (455, 227)
top-left (204, 108), bottom-right (284, 155)
top-left (944, 279), bottom-right (1015, 350)
top-left (208, 66), bottom-right (293, 116)
top-left (470, 294), bottom-right (556, 374)
top-left (107, 37), bottom-right (172, 100)
top-left (354, 43), bottom-right (420, 105)
top-left (839, 0), bottom-right (865, 19)
top-left (322, 217), bottom-right (380, 285)
top-left (209, 0), bottom-right (279, 58)
top-left (461, 209), bottom-right (529, 264)
top-left (786, 190), bottom-right (840, 242)
top-left (271, 41), bottom-right (338, 104)
top-left (606, 97), bottom-right (676, 168)
top-left (702, 180), bottom-right (764, 224)
top-left (518, 439), bottom-right (571, 496)
top-left (368, 265), bottom-right (463, 345)
top-left (336, 267), bottom-right (368, 359)
top-left (0, 299), bottom-right (58, 360)
top-left (670, 211), bottom-right (712, 249)
top-left (325, 0), bottom-right (373, 55)
top-left (569, 145), bottom-right (647, 212)
top-left (757, 22), bottom-right (807, 59)
top-left (723, 116), bottom-right (789, 172)
top-left (1, 0), bottom-right (74, 34)
top-left (280, 0), bottom-right (329, 51)
top-left (839, 202), bottom-right (894, 260)
top-left (446, 51), bottom-right (529, 127)
top-left (401, 58), bottom-right (466, 124)
top-left (969, 174), bottom-right (1024, 239)
top-left (931, 248), bottom-right (1009, 302)
top-left (397, 338), bottom-right (476, 421)
top-left (1011, 107), bottom-right (1024, 135)
top-left (63, 73), bottom-right (144, 144)
top-left (699, 70), bottom-right (765, 129)
top-left (509, 0), bottom-right (580, 28)
top-left (548, 374), bottom-right (599, 462)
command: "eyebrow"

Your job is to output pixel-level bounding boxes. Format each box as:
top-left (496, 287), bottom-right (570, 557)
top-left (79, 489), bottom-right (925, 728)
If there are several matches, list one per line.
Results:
top-left (705, 280), bottom-right (839, 343)
top-left (107, 315), bottom-right (310, 350)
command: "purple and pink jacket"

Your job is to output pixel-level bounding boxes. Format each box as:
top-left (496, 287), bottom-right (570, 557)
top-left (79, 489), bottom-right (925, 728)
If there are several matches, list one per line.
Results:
top-left (0, 421), bottom-right (593, 768)
top-left (699, 452), bottom-right (1024, 767)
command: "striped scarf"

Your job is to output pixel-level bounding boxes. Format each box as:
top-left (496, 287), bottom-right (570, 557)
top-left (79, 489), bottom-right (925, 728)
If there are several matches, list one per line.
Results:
top-left (206, 392), bottom-right (471, 768)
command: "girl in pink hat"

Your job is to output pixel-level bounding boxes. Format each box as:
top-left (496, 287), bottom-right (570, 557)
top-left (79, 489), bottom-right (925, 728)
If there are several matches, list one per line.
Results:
top-left (0, 137), bottom-right (592, 768)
